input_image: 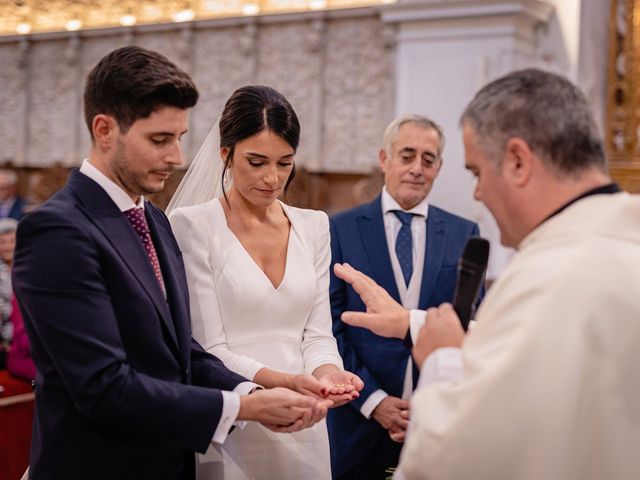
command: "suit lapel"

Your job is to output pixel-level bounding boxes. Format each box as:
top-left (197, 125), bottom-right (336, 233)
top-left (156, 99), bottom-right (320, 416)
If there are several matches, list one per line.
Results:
top-left (357, 196), bottom-right (401, 302)
top-left (418, 205), bottom-right (446, 308)
top-left (67, 171), bottom-right (180, 353)
top-left (146, 206), bottom-right (190, 370)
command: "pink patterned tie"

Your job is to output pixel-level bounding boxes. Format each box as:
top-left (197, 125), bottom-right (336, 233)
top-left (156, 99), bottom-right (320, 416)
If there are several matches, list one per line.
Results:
top-left (124, 207), bottom-right (165, 292)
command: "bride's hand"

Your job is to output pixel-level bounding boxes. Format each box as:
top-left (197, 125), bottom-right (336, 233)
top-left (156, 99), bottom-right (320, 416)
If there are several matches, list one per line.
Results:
top-left (317, 371), bottom-right (364, 407)
top-left (289, 374), bottom-right (326, 398)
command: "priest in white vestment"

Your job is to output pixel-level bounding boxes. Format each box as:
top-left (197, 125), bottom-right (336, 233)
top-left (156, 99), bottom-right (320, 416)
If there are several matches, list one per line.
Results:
top-left (333, 68), bottom-right (640, 480)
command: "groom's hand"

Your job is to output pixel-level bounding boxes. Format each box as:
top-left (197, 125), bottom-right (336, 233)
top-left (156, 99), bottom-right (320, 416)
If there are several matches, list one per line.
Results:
top-left (238, 387), bottom-right (332, 433)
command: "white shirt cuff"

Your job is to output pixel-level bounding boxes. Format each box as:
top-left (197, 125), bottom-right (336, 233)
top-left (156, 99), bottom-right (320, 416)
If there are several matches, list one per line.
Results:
top-left (232, 382), bottom-right (262, 431)
top-left (417, 347), bottom-right (464, 389)
top-left (210, 382), bottom-right (261, 444)
top-left (211, 391), bottom-right (240, 444)
top-left (234, 381), bottom-right (260, 396)
top-left (409, 309), bottom-right (427, 345)
top-left (360, 389), bottom-right (388, 419)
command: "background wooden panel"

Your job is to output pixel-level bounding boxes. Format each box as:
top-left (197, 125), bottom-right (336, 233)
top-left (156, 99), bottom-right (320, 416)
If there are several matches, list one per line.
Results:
top-left (606, 0), bottom-right (640, 193)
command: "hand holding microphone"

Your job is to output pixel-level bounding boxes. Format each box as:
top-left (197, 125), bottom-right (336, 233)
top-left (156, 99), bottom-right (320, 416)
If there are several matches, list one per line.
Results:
top-left (412, 303), bottom-right (466, 367)
top-left (412, 237), bottom-right (489, 365)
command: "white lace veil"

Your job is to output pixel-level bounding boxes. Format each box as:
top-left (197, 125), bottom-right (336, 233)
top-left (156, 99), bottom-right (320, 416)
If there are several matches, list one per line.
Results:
top-left (166, 118), bottom-right (226, 215)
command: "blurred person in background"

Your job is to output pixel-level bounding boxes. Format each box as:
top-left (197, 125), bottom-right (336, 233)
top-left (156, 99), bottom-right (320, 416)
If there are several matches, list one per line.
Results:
top-left (0, 170), bottom-right (28, 220)
top-left (0, 218), bottom-right (36, 381)
top-left (0, 218), bottom-right (17, 368)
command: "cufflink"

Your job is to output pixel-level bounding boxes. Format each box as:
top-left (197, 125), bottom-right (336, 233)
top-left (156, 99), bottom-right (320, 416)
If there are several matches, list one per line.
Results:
top-left (403, 329), bottom-right (413, 349)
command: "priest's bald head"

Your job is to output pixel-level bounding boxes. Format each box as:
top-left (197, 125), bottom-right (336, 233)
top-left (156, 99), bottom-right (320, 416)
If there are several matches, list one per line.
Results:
top-left (459, 69), bottom-right (610, 248)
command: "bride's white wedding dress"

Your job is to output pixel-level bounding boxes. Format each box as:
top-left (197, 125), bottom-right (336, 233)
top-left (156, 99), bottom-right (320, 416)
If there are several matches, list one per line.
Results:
top-left (169, 198), bottom-right (342, 480)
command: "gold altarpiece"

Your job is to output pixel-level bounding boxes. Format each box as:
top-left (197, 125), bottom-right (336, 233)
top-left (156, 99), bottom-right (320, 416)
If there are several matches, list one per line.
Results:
top-left (607, 0), bottom-right (640, 192)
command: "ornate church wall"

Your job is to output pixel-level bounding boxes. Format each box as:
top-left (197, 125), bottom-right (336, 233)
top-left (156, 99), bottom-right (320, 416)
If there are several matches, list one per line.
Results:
top-left (0, 7), bottom-right (394, 177)
top-left (0, 1), bottom-right (613, 278)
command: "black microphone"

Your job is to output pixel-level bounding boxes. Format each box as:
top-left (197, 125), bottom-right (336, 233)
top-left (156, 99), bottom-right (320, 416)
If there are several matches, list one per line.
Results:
top-left (403, 236), bottom-right (490, 348)
top-left (453, 236), bottom-right (490, 331)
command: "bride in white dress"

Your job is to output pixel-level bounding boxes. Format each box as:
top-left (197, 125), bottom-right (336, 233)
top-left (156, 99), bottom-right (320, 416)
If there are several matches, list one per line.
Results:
top-left (168, 85), bottom-right (363, 479)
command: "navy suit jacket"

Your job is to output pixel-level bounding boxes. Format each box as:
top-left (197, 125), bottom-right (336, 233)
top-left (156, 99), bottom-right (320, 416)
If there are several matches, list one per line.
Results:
top-left (327, 195), bottom-right (480, 476)
top-left (13, 170), bottom-right (247, 480)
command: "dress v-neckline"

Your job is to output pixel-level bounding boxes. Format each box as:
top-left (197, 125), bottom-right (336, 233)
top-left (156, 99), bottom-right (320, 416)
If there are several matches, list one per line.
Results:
top-left (216, 200), bottom-right (293, 291)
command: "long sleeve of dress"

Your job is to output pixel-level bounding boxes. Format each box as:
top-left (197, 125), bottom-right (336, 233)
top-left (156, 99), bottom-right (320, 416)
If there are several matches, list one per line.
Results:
top-left (169, 206), bottom-right (266, 381)
top-left (299, 210), bottom-right (344, 374)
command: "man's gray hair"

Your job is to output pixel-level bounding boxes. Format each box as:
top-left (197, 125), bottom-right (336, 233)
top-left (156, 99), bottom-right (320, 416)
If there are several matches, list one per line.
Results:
top-left (383, 114), bottom-right (445, 159)
top-left (460, 68), bottom-right (606, 176)
top-left (0, 218), bottom-right (17, 235)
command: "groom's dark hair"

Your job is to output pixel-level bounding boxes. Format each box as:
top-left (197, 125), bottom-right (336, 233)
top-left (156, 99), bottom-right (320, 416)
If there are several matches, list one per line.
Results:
top-left (84, 46), bottom-right (198, 140)
top-left (219, 85), bottom-right (300, 200)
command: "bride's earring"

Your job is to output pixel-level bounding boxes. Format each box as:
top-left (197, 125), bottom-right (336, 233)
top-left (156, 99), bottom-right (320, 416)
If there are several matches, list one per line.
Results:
top-left (223, 167), bottom-right (232, 190)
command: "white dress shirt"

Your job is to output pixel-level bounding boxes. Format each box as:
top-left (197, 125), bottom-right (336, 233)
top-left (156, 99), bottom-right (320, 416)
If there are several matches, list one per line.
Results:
top-left (360, 187), bottom-right (430, 418)
top-left (79, 159), bottom-right (255, 444)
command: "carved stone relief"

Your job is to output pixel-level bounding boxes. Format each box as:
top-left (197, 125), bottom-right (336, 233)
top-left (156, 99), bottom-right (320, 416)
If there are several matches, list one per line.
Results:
top-left (0, 8), bottom-right (393, 176)
top-left (256, 21), bottom-right (319, 169)
top-left (606, 0), bottom-right (640, 192)
top-left (136, 30), bottom-right (192, 72)
top-left (76, 35), bottom-right (127, 162)
top-left (323, 16), bottom-right (394, 173)
top-left (27, 39), bottom-right (78, 166)
top-left (0, 44), bottom-right (24, 164)
top-left (189, 26), bottom-right (256, 162)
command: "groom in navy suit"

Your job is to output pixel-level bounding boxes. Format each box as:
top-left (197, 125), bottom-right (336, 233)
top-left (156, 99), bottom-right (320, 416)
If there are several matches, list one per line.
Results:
top-left (13, 46), bottom-right (327, 480)
top-left (328, 115), bottom-right (480, 479)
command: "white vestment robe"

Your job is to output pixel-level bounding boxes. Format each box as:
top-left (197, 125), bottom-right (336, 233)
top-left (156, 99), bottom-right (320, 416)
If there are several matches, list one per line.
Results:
top-left (398, 192), bottom-right (640, 480)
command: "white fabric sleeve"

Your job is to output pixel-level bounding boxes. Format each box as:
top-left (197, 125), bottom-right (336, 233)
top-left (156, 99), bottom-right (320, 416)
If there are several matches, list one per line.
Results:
top-left (409, 309), bottom-right (428, 345)
top-left (417, 348), bottom-right (464, 388)
top-left (301, 211), bottom-right (344, 374)
top-left (169, 208), bottom-right (266, 381)
top-left (360, 389), bottom-right (389, 419)
top-left (399, 249), bottom-right (600, 479)
top-left (211, 391), bottom-right (240, 444)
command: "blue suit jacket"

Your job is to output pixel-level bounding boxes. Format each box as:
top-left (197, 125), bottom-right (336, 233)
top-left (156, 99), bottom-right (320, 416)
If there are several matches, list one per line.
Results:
top-left (327, 195), bottom-right (480, 476)
top-left (13, 170), bottom-right (247, 480)
top-left (6, 196), bottom-right (28, 220)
